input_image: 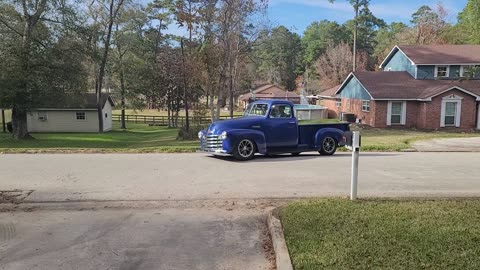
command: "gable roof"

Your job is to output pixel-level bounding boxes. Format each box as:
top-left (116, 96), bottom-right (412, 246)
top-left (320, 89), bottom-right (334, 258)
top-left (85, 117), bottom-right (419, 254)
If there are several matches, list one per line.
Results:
top-left (318, 85), bottom-right (341, 98)
top-left (335, 71), bottom-right (480, 100)
top-left (381, 45), bottom-right (480, 68)
top-left (239, 84), bottom-right (300, 101)
top-left (35, 93), bottom-right (115, 110)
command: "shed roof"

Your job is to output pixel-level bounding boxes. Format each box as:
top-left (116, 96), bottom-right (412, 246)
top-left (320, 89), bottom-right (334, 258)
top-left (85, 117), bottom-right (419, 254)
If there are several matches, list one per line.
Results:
top-left (239, 84), bottom-right (300, 101)
top-left (35, 93), bottom-right (114, 110)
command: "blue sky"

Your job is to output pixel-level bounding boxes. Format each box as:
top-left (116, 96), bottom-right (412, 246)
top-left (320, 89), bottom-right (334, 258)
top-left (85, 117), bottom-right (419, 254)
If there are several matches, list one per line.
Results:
top-left (268, 0), bottom-right (468, 35)
top-left (163, 0), bottom-right (468, 37)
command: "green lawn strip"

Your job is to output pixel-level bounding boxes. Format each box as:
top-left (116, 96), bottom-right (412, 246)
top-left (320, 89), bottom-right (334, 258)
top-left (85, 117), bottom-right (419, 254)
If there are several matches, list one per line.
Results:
top-left (0, 123), bottom-right (198, 152)
top-left (280, 199), bottom-right (480, 270)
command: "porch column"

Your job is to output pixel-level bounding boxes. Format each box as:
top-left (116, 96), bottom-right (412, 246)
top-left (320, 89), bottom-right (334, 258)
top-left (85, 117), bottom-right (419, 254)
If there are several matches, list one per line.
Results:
top-left (477, 102), bottom-right (480, 130)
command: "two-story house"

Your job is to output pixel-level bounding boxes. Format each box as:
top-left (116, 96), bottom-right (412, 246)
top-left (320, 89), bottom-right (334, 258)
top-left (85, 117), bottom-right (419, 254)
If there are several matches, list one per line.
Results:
top-left (321, 45), bottom-right (480, 130)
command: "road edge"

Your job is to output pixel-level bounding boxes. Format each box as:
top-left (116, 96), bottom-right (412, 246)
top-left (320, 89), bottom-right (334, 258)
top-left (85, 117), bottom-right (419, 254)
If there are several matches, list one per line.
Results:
top-left (267, 208), bottom-right (293, 270)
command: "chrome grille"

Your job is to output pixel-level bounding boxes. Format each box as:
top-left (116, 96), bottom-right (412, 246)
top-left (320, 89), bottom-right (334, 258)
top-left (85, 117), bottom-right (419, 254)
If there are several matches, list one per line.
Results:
top-left (201, 135), bottom-right (223, 151)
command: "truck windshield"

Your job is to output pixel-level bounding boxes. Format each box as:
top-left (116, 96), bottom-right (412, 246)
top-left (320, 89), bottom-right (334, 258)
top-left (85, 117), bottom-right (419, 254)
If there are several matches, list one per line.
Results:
top-left (244, 103), bottom-right (269, 117)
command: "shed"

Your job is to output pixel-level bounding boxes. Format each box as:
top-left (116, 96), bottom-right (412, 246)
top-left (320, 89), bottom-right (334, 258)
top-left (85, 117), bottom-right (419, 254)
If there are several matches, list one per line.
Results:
top-left (27, 93), bottom-right (114, 132)
top-left (238, 84), bottom-right (300, 108)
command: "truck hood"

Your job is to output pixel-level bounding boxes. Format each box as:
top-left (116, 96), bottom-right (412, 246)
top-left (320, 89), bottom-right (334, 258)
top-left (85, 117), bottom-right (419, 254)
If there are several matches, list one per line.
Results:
top-left (207, 117), bottom-right (263, 135)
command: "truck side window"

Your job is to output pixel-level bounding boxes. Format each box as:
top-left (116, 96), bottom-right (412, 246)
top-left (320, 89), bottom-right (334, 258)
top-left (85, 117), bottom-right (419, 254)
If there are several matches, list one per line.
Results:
top-left (270, 105), bottom-right (292, 118)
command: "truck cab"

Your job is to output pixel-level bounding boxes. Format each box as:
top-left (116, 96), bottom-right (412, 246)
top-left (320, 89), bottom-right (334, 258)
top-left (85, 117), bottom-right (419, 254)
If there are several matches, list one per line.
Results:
top-left (199, 100), bottom-right (349, 161)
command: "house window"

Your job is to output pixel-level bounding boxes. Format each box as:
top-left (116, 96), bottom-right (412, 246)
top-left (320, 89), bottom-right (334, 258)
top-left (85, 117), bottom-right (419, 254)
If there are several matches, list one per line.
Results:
top-left (435, 65), bottom-right (449, 78)
top-left (335, 99), bottom-right (341, 107)
top-left (440, 95), bottom-right (462, 128)
top-left (76, 112), bottom-right (86, 120)
top-left (460, 65), bottom-right (479, 77)
top-left (444, 102), bottom-right (456, 126)
top-left (37, 111), bottom-right (48, 121)
top-left (387, 101), bottom-right (406, 125)
top-left (362, 100), bottom-right (370, 112)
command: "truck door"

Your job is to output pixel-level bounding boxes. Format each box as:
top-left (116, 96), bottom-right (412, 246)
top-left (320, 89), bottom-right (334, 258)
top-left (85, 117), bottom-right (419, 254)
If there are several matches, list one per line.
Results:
top-left (265, 104), bottom-right (298, 147)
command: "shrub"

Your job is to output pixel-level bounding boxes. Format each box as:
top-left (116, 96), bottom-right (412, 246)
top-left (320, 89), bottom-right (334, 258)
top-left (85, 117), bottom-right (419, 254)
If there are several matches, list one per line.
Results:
top-left (177, 125), bottom-right (208, 141)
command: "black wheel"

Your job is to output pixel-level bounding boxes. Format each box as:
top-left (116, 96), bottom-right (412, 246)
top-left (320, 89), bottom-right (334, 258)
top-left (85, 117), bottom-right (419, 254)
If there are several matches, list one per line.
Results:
top-left (318, 136), bottom-right (337, 155)
top-left (291, 152), bottom-right (301, 156)
top-left (233, 139), bottom-right (256, 161)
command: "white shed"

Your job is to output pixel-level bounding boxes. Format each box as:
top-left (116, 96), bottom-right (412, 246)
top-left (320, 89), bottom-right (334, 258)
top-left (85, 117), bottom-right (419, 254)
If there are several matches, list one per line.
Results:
top-left (27, 93), bottom-right (114, 133)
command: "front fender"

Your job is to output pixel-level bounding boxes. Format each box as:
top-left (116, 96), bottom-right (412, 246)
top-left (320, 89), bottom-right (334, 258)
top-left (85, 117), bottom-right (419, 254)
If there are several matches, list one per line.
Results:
top-left (223, 129), bottom-right (267, 154)
top-left (314, 128), bottom-right (345, 148)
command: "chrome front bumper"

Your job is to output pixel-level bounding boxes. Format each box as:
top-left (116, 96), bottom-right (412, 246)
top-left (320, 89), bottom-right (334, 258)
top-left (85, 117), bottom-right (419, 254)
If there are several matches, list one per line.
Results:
top-left (200, 134), bottom-right (230, 156)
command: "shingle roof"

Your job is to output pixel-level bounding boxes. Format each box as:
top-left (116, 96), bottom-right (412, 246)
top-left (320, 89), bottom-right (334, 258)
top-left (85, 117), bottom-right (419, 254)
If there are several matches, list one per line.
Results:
top-left (338, 71), bottom-right (480, 99)
top-left (319, 85), bottom-right (341, 97)
top-left (239, 84), bottom-right (299, 101)
top-left (397, 45), bottom-right (480, 65)
top-left (36, 93), bottom-right (114, 109)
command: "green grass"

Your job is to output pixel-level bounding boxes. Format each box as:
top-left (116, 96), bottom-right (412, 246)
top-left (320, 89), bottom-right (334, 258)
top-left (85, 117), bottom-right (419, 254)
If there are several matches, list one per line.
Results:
top-left (0, 122), bottom-right (198, 153)
top-left (281, 199), bottom-right (480, 270)
top-left (1, 120), bottom-right (479, 153)
top-left (351, 127), bottom-right (480, 151)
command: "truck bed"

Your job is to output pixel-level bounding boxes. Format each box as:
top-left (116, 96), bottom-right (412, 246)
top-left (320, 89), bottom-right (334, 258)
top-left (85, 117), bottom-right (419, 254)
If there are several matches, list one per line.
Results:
top-left (298, 122), bottom-right (350, 146)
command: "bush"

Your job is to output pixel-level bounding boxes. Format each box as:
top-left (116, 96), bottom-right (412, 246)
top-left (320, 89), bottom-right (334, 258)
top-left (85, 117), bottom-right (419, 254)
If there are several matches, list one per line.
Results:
top-left (177, 125), bottom-right (208, 141)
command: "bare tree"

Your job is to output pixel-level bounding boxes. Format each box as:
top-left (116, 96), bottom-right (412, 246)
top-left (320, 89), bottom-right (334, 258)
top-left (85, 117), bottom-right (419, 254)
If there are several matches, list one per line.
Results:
top-left (315, 42), bottom-right (368, 89)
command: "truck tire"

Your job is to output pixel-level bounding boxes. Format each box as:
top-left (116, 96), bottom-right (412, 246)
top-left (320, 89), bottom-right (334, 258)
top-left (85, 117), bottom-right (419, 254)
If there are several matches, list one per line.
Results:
top-left (233, 139), bottom-right (256, 161)
top-left (319, 136), bottom-right (337, 155)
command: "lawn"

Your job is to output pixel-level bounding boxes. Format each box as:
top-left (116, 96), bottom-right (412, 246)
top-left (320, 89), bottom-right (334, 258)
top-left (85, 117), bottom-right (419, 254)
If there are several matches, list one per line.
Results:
top-left (352, 127), bottom-right (480, 151)
top-left (1, 121), bottom-right (479, 153)
top-left (0, 122), bottom-right (198, 153)
top-left (280, 199), bottom-right (480, 270)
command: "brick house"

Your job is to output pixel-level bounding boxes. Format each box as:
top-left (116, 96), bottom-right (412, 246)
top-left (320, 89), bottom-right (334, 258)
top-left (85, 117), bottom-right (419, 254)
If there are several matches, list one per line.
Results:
top-left (321, 45), bottom-right (480, 130)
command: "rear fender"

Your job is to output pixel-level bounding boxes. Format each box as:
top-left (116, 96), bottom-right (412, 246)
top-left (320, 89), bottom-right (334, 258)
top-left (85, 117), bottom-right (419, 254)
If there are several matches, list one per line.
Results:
top-left (314, 128), bottom-right (345, 148)
top-left (223, 129), bottom-right (267, 154)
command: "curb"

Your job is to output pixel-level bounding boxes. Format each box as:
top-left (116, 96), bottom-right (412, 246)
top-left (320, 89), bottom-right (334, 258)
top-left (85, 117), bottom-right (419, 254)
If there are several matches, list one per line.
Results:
top-left (267, 209), bottom-right (293, 270)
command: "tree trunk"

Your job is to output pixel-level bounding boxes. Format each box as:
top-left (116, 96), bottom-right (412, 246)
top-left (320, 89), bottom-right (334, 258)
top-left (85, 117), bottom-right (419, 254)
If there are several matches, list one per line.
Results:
top-left (180, 39), bottom-right (190, 132)
top-left (96, 0), bottom-right (124, 133)
top-left (11, 106), bottom-right (32, 140)
top-left (1, 109), bottom-right (5, 133)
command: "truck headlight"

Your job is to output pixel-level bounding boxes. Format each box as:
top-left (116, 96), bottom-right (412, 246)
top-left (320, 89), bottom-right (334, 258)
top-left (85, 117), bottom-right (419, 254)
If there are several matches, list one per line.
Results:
top-left (198, 131), bottom-right (204, 139)
top-left (220, 131), bottom-right (227, 140)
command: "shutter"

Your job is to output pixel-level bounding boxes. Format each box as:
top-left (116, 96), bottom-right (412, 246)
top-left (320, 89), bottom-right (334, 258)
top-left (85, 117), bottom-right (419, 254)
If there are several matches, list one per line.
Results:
top-left (387, 101), bottom-right (392, 126)
top-left (401, 101), bottom-right (407, 125)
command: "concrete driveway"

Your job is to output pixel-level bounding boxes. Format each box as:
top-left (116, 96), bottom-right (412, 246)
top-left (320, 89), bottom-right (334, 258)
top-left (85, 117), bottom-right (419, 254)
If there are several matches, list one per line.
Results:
top-left (413, 137), bottom-right (480, 152)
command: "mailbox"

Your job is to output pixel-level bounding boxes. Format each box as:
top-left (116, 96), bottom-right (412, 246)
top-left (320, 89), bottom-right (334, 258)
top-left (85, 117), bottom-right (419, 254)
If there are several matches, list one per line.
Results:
top-left (344, 131), bottom-right (361, 147)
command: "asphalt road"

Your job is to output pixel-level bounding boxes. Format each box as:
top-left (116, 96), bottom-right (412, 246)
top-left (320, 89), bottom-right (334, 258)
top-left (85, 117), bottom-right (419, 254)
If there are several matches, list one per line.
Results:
top-left (1, 152), bottom-right (480, 202)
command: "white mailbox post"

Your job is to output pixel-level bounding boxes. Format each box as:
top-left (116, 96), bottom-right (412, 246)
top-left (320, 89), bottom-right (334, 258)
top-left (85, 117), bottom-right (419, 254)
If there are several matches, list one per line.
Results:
top-left (345, 131), bottom-right (361, 200)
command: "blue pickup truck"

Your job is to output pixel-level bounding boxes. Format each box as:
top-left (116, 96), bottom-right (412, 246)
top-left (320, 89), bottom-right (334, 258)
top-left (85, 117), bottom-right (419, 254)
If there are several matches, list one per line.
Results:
top-left (199, 100), bottom-right (349, 160)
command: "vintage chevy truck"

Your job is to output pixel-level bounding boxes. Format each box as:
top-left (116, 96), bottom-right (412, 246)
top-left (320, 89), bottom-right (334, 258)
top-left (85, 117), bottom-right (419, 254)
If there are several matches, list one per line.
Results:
top-left (199, 100), bottom-right (349, 160)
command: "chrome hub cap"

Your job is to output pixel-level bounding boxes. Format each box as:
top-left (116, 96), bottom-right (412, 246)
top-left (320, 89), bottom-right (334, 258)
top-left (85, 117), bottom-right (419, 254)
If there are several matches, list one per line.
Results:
top-left (238, 140), bottom-right (254, 158)
top-left (323, 137), bottom-right (335, 153)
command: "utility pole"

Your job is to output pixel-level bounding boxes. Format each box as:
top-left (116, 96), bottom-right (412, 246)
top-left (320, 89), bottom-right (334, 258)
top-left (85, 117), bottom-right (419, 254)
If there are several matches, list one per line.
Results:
top-left (180, 39), bottom-right (190, 132)
top-left (352, 0), bottom-right (359, 72)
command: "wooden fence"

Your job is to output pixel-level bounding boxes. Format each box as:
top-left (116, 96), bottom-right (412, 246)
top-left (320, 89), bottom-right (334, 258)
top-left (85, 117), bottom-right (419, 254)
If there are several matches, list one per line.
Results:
top-left (112, 114), bottom-right (234, 126)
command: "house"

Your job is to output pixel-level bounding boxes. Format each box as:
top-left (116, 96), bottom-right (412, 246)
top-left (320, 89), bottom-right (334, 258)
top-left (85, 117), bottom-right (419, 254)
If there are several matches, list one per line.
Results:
top-left (239, 84), bottom-right (300, 108)
top-left (321, 45), bottom-right (480, 130)
top-left (27, 93), bottom-right (114, 132)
